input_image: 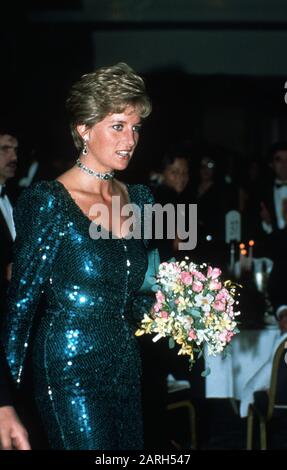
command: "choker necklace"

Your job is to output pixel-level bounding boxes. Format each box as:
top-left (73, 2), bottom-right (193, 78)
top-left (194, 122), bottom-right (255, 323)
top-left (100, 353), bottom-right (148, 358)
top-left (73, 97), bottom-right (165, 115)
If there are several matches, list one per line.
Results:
top-left (76, 158), bottom-right (115, 180)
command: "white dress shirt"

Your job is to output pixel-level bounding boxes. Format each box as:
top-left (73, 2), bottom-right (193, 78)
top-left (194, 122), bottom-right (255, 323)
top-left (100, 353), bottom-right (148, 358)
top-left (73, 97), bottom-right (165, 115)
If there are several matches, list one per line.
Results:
top-left (0, 185), bottom-right (16, 241)
top-left (274, 180), bottom-right (287, 229)
top-left (262, 181), bottom-right (287, 234)
top-left (19, 160), bottom-right (39, 188)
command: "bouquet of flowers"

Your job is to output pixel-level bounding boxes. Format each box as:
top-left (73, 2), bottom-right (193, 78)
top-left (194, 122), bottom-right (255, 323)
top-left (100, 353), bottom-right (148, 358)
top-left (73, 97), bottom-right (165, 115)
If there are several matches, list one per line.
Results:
top-left (135, 258), bottom-right (240, 371)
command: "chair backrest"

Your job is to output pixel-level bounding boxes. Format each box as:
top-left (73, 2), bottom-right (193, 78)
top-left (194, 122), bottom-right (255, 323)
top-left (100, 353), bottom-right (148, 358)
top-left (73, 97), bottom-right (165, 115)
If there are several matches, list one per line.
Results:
top-left (267, 339), bottom-right (287, 420)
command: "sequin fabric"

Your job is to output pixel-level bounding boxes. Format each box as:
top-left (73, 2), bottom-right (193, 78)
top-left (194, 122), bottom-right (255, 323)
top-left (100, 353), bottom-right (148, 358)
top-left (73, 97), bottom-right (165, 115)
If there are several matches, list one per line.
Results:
top-left (1, 180), bottom-right (155, 450)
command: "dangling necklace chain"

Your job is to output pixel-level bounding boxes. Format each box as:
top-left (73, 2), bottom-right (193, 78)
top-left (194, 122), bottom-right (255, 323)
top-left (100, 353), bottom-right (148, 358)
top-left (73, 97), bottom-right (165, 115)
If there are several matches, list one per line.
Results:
top-left (76, 158), bottom-right (115, 180)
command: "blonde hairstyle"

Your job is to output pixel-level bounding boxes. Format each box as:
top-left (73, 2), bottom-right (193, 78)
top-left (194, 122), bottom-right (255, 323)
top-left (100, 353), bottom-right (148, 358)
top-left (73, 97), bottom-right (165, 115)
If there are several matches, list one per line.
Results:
top-left (66, 62), bottom-right (152, 151)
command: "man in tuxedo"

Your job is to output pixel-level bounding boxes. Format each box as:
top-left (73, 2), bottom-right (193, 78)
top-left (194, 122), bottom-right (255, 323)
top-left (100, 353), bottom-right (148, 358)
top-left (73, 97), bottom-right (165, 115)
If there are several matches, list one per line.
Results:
top-left (0, 130), bottom-right (17, 309)
top-left (0, 129), bottom-right (32, 449)
top-left (243, 142), bottom-right (287, 244)
top-left (257, 142), bottom-right (287, 331)
top-left (260, 142), bottom-right (287, 234)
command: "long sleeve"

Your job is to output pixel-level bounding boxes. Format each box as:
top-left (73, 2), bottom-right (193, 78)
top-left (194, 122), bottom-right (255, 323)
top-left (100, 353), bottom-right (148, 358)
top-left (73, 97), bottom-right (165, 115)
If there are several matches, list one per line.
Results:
top-left (1, 181), bottom-right (65, 386)
top-left (0, 343), bottom-right (16, 405)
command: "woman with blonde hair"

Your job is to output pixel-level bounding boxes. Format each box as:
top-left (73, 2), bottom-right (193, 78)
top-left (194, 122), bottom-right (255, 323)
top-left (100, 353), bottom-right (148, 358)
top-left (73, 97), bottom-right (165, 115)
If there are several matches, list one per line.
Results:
top-left (0, 63), bottom-right (154, 450)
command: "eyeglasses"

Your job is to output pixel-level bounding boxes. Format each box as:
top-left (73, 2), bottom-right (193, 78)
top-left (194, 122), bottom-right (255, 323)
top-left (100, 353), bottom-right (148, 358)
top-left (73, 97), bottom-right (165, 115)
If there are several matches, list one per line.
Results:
top-left (0, 145), bottom-right (18, 153)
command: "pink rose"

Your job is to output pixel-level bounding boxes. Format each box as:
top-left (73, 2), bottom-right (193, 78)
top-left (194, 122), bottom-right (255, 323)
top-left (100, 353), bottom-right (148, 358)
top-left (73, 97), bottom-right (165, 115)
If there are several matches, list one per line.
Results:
top-left (216, 288), bottom-right (229, 301)
top-left (207, 266), bottom-right (222, 280)
top-left (180, 272), bottom-right (193, 285)
top-left (160, 311), bottom-right (169, 319)
top-left (219, 330), bottom-right (234, 343)
top-left (192, 270), bottom-right (206, 281)
top-left (188, 329), bottom-right (197, 340)
top-left (192, 281), bottom-right (203, 293)
top-left (227, 306), bottom-right (234, 318)
top-left (154, 303), bottom-right (162, 313)
top-left (156, 291), bottom-right (165, 303)
top-left (213, 300), bottom-right (226, 311)
top-left (209, 280), bottom-right (222, 291)
top-left (226, 331), bottom-right (234, 343)
top-left (219, 332), bottom-right (227, 342)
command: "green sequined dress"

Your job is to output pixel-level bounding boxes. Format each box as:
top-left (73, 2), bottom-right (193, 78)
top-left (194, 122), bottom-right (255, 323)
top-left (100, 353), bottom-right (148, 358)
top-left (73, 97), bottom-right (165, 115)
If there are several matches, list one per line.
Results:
top-left (1, 180), bottom-right (154, 450)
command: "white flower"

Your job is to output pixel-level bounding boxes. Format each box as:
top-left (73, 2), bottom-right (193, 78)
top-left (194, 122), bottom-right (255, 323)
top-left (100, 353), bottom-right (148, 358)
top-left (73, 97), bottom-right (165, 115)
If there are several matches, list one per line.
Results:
top-left (194, 293), bottom-right (214, 313)
top-left (137, 259), bottom-right (240, 370)
top-left (195, 329), bottom-right (206, 344)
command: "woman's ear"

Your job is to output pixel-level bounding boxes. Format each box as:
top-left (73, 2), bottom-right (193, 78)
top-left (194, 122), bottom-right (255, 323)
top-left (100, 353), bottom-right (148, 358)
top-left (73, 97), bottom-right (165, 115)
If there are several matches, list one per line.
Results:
top-left (76, 124), bottom-right (89, 141)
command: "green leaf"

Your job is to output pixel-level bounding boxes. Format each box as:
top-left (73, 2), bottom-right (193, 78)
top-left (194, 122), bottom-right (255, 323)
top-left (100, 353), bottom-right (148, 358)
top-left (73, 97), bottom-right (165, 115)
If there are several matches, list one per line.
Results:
top-left (222, 344), bottom-right (232, 358)
top-left (151, 284), bottom-right (160, 292)
top-left (168, 337), bottom-right (175, 349)
top-left (189, 308), bottom-right (201, 318)
top-left (201, 367), bottom-right (211, 377)
top-left (188, 358), bottom-right (195, 370)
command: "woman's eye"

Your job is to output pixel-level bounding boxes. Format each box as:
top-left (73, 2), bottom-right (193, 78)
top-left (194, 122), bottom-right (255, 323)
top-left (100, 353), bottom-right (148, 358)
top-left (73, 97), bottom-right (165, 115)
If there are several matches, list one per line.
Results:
top-left (112, 124), bottom-right (123, 131)
top-left (133, 125), bottom-right (142, 133)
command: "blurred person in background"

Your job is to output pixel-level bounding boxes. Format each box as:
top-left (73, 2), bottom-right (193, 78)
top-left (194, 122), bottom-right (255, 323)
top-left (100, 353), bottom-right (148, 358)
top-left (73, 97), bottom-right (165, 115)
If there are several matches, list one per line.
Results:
top-left (151, 147), bottom-right (191, 261)
top-left (0, 128), bottom-right (17, 312)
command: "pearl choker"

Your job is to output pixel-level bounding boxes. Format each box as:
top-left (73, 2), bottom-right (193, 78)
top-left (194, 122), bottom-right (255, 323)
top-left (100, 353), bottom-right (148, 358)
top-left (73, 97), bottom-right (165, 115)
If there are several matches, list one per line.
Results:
top-left (76, 158), bottom-right (115, 180)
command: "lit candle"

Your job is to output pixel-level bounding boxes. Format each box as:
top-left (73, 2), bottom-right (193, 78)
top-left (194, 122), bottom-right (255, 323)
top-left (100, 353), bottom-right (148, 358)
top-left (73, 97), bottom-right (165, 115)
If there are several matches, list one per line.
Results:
top-left (242, 249), bottom-right (248, 266)
top-left (239, 243), bottom-right (245, 275)
top-left (240, 248), bottom-right (247, 276)
top-left (248, 240), bottom-right (255, 270)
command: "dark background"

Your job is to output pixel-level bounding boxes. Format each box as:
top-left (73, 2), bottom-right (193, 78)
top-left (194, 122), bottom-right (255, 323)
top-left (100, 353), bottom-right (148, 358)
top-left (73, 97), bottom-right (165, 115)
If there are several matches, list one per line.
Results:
top-left (1, 1), bottom-right (287, 182)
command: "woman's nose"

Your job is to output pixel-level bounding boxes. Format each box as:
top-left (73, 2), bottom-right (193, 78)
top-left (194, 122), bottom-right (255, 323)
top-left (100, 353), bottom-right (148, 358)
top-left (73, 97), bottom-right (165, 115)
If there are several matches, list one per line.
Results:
top-left (126, 130), bottom-right (137, 147)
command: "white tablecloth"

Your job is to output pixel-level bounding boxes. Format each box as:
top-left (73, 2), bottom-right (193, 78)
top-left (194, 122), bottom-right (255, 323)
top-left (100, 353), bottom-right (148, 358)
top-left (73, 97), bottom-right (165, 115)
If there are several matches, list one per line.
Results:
top-left (205, 326), bottom-right (287, 417)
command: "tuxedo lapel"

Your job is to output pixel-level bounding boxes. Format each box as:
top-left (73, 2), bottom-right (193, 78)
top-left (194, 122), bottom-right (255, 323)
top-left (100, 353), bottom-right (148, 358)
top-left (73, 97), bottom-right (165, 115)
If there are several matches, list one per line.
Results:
top-left (0, 208), bottom-right (13, 245)
top-left (262, 185), bottom-right (278, 229)
top-left (0, 207), bottom-right (14, 297)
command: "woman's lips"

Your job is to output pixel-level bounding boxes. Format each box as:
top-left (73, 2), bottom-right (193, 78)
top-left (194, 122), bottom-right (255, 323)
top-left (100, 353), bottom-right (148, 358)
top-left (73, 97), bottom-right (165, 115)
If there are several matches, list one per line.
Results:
top-left (116, 151), bottom-right (131, 160)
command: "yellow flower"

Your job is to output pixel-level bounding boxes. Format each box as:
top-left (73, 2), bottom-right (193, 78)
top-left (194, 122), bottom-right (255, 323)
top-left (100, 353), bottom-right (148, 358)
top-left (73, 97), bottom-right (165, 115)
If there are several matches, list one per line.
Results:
top-left (177, 342), bottom-right (194, 358)
top-left (176, 295), bottom-right (191, 313)
top-left (135, 329), bottom-right (145, 336)
top-left (172, 283), bottom-right (184, 295)
top-left (219, 317), bottom-right (233, 330)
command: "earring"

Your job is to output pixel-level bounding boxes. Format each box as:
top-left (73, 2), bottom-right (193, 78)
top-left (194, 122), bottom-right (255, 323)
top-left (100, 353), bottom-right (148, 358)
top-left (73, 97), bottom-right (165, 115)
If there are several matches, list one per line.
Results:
top-left (82, 138), bottom-right (88, 156)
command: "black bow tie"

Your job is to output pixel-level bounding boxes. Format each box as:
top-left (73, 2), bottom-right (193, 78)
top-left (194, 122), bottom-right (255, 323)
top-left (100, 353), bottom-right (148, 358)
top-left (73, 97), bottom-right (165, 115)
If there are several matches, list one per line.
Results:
top-left (0, 186), bottom-right (7, 198)
top-left (275, 181), bottom-right (287, 189)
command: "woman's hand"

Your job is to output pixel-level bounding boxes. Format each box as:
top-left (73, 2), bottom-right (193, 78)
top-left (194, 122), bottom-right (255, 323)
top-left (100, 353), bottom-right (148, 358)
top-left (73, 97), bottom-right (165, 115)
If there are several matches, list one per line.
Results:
top-left (0, 406), bottom-right (31, 450)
